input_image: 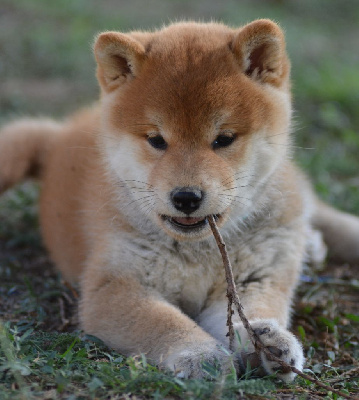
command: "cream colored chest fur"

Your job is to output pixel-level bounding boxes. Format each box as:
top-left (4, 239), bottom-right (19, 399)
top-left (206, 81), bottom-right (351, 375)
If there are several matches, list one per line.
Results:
top-left (104, 199), bottom-right (308, 319)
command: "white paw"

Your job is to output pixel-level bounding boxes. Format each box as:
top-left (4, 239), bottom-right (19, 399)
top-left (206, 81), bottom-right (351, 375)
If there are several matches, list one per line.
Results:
top-left (164, 340), bottom-right (233, 379)
top-left (306, 228), bottom-right (327, 265)
top-left (235, 319), bottom-right (304, 382)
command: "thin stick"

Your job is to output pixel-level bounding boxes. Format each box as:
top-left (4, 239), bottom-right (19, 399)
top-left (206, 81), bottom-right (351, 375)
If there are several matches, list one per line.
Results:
top-left (207, 215), bottom-right (356, 400)
top-left (62, 279), bottom-right (79, 299)
top-left (58, 297), bottom-right (69, 330)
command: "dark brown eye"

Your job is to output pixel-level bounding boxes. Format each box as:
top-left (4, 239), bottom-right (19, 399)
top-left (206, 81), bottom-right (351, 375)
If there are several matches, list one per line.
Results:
top-left (212, 134), bottom-right (235, 150)
top-left (147, 134), bottom-right (167, 150)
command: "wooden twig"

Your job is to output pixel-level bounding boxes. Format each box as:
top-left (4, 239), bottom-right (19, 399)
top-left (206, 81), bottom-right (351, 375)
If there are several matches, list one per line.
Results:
top-left (62, 279), bottom-right (79, 299)
top-left (207, 216), bottom-right (356, 400)
top-left (58, 297), bottom-right (69, 331)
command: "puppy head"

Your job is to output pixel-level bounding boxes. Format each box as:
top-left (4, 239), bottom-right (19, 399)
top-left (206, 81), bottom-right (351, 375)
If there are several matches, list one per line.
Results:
top-left (94, 20), bottom-right (292, 240)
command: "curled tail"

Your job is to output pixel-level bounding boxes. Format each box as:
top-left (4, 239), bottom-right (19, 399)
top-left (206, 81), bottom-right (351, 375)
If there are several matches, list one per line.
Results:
top-left (312, 199), bottom-right (359, 263)
top-left (0, 118), bottom-right (63, 193)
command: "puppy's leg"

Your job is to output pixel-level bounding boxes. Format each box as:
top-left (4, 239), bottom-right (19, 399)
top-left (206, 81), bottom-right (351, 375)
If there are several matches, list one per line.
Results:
top-left (197, 230), bottom-right (305, 382)
top-left (312, 199), bottom-right (359, 263)
top-left (80, 265), bottom-right (232, 379)
top-left (198, 289), bottom-right (303, 382)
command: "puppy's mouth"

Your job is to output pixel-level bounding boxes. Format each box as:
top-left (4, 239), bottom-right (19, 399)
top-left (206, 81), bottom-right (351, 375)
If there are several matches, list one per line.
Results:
top-left (161, 214), bottom-right (220, 232)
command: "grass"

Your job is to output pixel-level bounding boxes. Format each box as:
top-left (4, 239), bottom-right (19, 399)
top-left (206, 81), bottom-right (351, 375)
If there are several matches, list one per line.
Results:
top-left (0, 0), bottom-right (359, 398)
top-left (0, 323), bottom-right (279, 399)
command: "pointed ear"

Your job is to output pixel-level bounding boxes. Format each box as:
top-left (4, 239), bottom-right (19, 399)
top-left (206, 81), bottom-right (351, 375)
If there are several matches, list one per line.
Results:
top-left (231, 19), bottom-right (289, 87)
top-left (94, 32), bottom-right (146, 92)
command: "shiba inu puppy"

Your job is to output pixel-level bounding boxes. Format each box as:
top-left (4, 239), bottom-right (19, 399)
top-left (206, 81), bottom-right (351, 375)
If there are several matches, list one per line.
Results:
top-left (1, 19), bottom-right (359, 382)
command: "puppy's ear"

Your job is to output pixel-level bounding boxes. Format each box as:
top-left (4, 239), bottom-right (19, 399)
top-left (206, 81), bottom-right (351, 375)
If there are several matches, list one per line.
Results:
top-left (231, 19), bottom-right (289, 87)
top-left (94, 32), bottom-right (146, 92)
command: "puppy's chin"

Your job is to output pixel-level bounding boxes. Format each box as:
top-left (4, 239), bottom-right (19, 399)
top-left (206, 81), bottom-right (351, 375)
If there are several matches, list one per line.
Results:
top-left (155, 213), bottom-right (228, 241)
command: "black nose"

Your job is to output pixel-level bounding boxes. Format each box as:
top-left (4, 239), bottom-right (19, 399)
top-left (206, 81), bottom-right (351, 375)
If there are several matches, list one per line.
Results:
top-left (171, 187), bottom-right (204, 215)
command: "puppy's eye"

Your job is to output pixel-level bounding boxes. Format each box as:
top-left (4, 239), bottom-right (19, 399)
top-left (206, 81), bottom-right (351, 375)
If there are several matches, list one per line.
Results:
top-left (212, 134), bottom-right (235, 150)
top-left (147, 134), bottom-right (167, 150)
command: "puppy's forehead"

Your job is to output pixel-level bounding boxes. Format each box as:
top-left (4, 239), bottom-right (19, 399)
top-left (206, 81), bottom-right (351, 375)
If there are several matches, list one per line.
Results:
top-left (143, 25), bottom-right (235, 79)
top-left (112, 24), bottom-right (270, 135)
top-left (144, 41), bottom-right (245, 118)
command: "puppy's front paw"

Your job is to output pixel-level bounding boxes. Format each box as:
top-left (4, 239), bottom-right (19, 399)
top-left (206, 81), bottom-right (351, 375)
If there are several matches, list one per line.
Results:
top-left (164, 340), bottom-right (233, 379)
top-left (237, 319), bottom-right (304, 382)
